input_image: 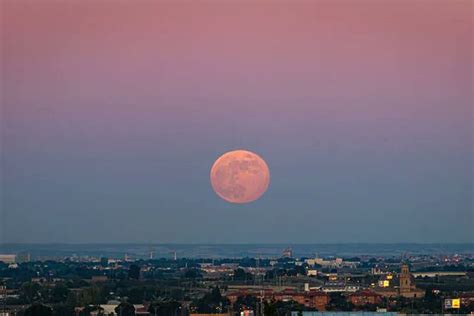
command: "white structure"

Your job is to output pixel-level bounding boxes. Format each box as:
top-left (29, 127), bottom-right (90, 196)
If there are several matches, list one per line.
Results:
top-left (305, 257), bottom-right (358, 268)
top-left (94, 304), bottom-right (149, 316)
top-left (305, 257), bottom-right (343, 267)
top-left (0, 255), bottom-right (16, 264)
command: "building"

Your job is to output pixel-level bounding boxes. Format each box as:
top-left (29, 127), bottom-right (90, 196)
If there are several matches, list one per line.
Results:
top-left (348, 290), bottom-right (383, 306)
top-left (272, 289), bottom-right (330, 310)
top-left (320, 281), bottom-right (360, 293)
top-left (411, 271), bottom-right (468, 278)
top-left (200, 263), bottom-right (238, 276)
top-left (91, 304), bottom-right (150, 316)
top-left (377, 274), bottom-right (393, 288)
top-left (227, 288), bottom-right (329, 311)
top-left (460, 292), bottom-right (474, 307)
top-left (374, 264), bottom-right (425, 298)
top-left (226, 289), bottom-right (274, 305)
top-left (398, 264), bottom-right (425, 298)
top-left (0, 255), bottom-right (16, 264)
top-left (91, 276), bottom-right (109, 283)
top-left (305, 257), bottom-right (348, 268)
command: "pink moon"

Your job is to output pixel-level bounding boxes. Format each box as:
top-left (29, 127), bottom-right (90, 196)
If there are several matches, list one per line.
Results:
top-left (210, 149), bottom-right (270, 204)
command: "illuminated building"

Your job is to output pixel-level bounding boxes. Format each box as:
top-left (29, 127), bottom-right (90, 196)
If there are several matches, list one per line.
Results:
top-left (399, 264), bottom-right (425, 298)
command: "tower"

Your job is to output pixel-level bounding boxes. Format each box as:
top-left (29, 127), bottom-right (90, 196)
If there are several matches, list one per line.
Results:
top-left (399, 264), bottom-right (412, 293)
top-left (398, 263), bottom-right (425, 298)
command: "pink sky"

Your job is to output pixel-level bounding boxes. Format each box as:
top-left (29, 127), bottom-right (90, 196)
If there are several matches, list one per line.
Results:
top-left (2, 0), bottom-right (472, 243)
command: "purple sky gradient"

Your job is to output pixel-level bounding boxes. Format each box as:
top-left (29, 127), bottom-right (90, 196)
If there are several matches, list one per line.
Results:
top-left (1, 0), bottom-right (472, 243)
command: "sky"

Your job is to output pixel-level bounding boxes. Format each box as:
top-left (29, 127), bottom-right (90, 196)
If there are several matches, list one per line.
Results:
top-left (1, 0), bottom-right (472, 244)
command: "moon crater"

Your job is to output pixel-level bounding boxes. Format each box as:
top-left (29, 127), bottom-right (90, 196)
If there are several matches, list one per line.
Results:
top-left (210, 150), bottom-right (270, 203)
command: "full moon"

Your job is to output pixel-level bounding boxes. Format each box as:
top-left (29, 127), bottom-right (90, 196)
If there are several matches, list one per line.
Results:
top-left (210, 149), bottom-right (270, 204)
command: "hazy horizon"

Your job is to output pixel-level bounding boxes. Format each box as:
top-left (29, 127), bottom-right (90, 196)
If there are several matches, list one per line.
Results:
top-left (1, 0), bottom-right (472, 244)
top-left (1, 242), bottom-right (473, 260)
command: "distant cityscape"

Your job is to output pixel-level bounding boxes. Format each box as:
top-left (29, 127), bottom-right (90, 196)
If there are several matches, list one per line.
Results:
top-left (0, 244), bottom-right (473, 315)
top-left (1, 243), bottom-right (472, 260)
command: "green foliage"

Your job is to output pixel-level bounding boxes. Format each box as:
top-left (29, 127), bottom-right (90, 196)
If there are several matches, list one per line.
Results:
top-left (233, 268), bottom-right (253, 281)
top-left (77, 286), bottom-right (105, 306)
top-left (52, 304), bottom-right (75, 316)
top-left (115, 302), bottom-right (135, 316)
top-left (49, 283), bottom-right (70, 303)
top-left (148, 301), bottom-right (181, 316)
top-left (191, 286), bottom-right (229, 313)
top-left (263, 300), bottom-right (310, 315)
top-left (326, 293), bottom-right (355, 311)
top-left (183, 268), bottom-right (201, 279)
top-left (24, 304), bottom-right (53, 316)
top-left (234, 295), bottom-right (258, 312)
top-left (128, 265), bottom-right (140, 280)
top-left (100, 258), bottom-right (108, 268)
top-left (263, 301), bottom-right (277, 316)
top-left (20, 282), bottom-right (44, 304)
top-left (126, 286), bottom-right (154, 304)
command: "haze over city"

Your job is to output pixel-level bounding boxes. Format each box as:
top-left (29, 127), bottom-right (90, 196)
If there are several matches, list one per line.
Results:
top-left (1, 0), bottom-right (472, 245)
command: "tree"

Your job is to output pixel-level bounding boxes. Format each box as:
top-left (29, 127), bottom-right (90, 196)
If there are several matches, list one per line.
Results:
top-left (115, 302), bottom-right (135, 316)
top-left (100, 258), bottom-right (108, 268)
top-left (24, 303), bottom-right (53, 316)
top-left (20, 282), bottom-right (44, 304)
top-left (128, 265), bottom-right (140, 280)
top-left (266, 300), bottom-right (312, 315)
top-left (77, 286), bottom-right (104, 306)
top-left (148, 301), bottom-right (181, 316)
top-left (49, 283), bottom-right (70, 303)
top-left (126, 287), bottom-right (148, 304)
top-left (263, 301), bottom-right (277, 316)
top-left (234, 295), bottom-right (258, 312)
top-left (79, 305), bottom-right (104, 316)
top-left (233, 268), bottom-right (253, 282)
top-left (52, 304), bottom-right (75, 316)
top-left (183, 269), bottom-right (201, 279)
top-left (191, 286), bottom-right (229, 313)
top-left (326, 293), bottom-right (354, 311)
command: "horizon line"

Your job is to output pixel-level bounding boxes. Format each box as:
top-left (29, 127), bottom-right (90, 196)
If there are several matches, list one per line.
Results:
top-left (1, 242), bottom-right (473, 246)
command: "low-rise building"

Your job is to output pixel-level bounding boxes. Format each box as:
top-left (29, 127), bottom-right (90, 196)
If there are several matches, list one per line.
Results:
top-left (348, 290), bottom-right (383, 306)
top-left (273, 290), bottom-right (329, 310)
top-left (91, 275), bottom-right (109, 283)
top-left (226, 288), bottom-right (329, 311)
top-left (459, 292), bottom-right (474, 307)
top-left (91, 304), bottom-right (149, 316)
top-left (320, 282), bottom-right (360, 293)
top-left (0, 255), bottom-right (16, 264)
